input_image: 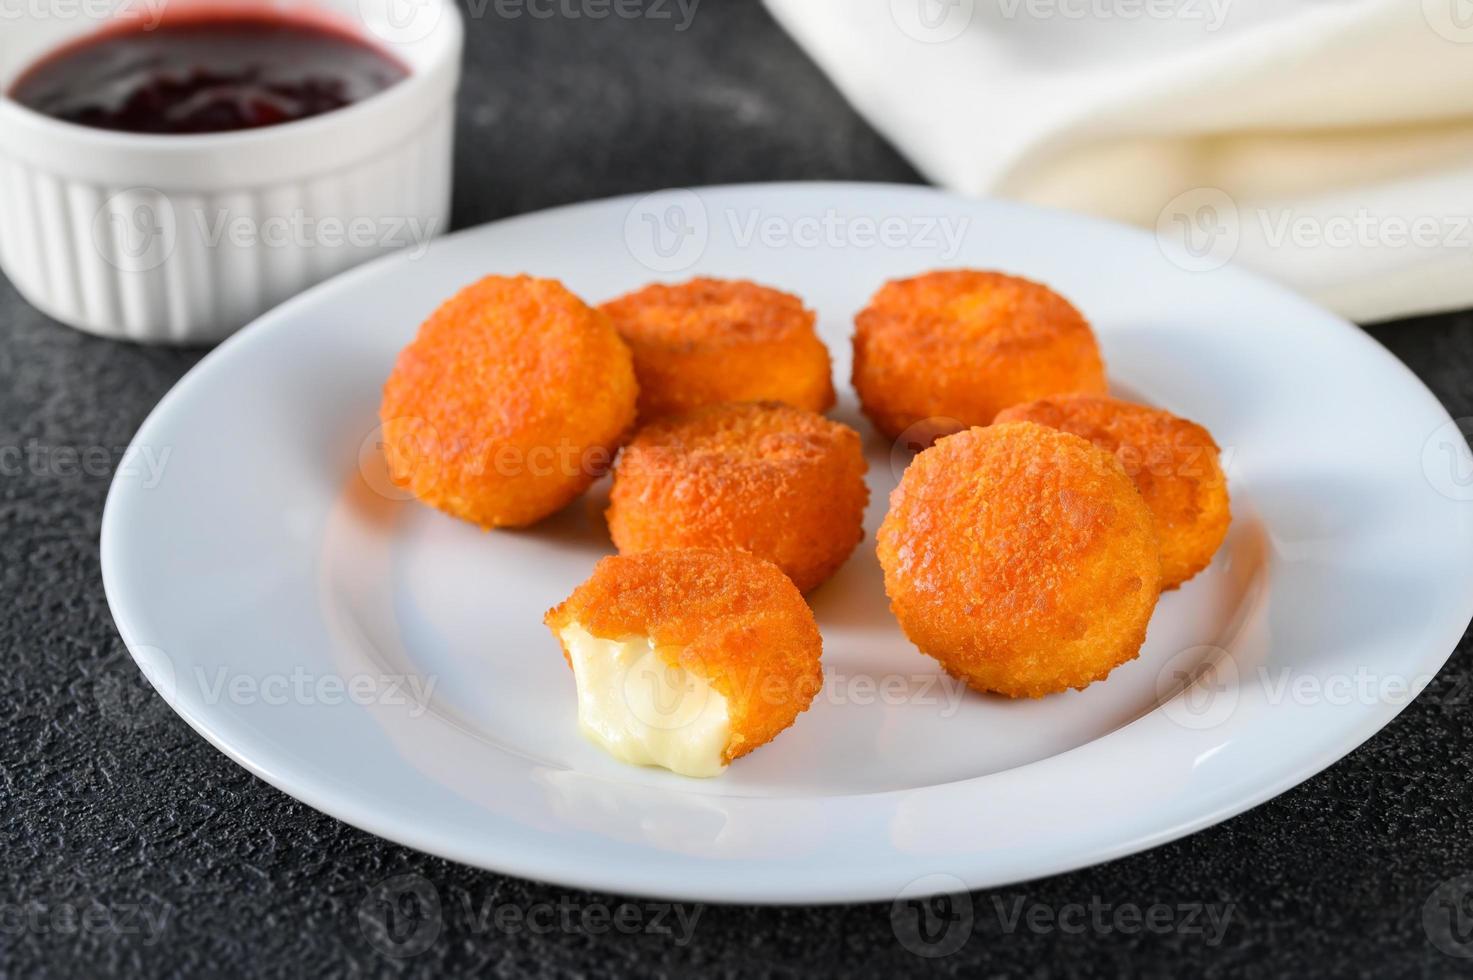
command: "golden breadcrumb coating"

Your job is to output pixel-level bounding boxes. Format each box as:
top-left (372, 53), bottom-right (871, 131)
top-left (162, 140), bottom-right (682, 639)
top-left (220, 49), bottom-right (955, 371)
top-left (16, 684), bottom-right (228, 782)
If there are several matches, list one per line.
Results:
top-left (877, 421), bottom-right (1161, 698)
top-left (545, 549), bottom-right (824, 763)
top-left (994, 395), bottom-right (1230, 589)
top-left (852, 270), bottom-right (1107, 443)
top-left (599, 277), bottom-right (835, 422)
top-left (379, 275), bottom-right (637, 528)
top-left (607, 401), bottom-right (868, 592)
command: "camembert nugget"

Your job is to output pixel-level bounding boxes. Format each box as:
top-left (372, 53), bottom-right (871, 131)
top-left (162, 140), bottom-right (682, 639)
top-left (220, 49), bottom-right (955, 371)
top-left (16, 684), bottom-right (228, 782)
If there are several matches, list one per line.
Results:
top-left (877, 421), bottom-right (1160, 697)
top-left (994, 394), bottom-right (1230, 589)
top-left (546, 549), bottom-right (824, 777)
top-left (853, 270), bottom-right (1107, 444)
top-left (380, 275), bottom-right (637, 528)
top-left (600, 277), bottom-right (834, 422)
top-left (607, 401), bottom-right (868, 592)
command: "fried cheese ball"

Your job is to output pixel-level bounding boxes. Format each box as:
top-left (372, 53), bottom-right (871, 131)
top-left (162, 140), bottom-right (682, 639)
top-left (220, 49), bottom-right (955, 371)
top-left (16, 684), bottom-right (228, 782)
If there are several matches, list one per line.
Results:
top-left (599, 277), bottom-right (835, 422)
top-left (852, 270), bottom-right (1108, 444)
top-left (545, 549), bottom-right (824, 777)
top-left (607, 401), bottom-right (868, 592)
top-left (994, 395), bottom-right (1230, 589)
top-left (380, 275), bottom-right (637, 528)
top-left (877, 421), bottom-right (1161, 698)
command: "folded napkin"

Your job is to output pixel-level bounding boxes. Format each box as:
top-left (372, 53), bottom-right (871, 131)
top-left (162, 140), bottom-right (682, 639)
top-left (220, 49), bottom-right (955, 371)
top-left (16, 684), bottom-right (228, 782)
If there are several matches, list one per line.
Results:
top-left (766, 0), bottom-right (1473, 322)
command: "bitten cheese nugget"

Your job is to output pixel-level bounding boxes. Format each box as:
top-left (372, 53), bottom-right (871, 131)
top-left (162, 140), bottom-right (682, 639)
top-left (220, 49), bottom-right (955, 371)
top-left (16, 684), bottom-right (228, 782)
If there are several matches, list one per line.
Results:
top-left (607, 401), bottom-right (868, 592)
top-left (853, 270), bottom-right (1107, 444)
top-left (600, 277), bottom-right (834, 422)
top-left (994, 395), bottom-right (1230, 589)
top-left (379, 275), bottom-right (637, 528)
top-left (545, 549), bottom-right (824, 777)
top-left (877, 422), bottom-right (1161, 698)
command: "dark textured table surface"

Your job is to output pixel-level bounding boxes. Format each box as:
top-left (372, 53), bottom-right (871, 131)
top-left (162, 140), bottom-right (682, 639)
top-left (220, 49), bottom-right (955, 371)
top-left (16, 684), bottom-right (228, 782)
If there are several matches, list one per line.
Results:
top-left (4, 3), bottom-right (1473, 977)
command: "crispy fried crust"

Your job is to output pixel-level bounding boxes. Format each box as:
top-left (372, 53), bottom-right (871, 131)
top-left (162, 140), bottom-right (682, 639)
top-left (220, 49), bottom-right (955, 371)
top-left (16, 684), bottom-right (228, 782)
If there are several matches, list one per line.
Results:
top-left (607, 401), bottom-right (869, 592)
top-left (599, 278), bottom-right (835, 422)
top-left (877, 421), bottom-right (1161, 697)
top-left (852, 270), bottom-right (1107, 443)
top-left (994, 395), bottom-right (1230, 589)
top-left (544, 549), bottom-right (824, 763)
top-left (379, 275), bottom-right (637, 528)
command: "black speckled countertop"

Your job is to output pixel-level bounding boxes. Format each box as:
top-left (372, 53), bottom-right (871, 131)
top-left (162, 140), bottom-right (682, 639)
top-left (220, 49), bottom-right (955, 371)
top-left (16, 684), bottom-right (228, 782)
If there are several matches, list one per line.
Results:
top-left (4, 3), bottom-right (1473, 976)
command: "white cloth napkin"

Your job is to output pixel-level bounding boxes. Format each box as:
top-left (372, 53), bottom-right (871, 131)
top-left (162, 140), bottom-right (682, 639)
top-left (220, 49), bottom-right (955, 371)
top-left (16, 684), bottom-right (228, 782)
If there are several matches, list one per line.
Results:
top-left (765, 0), bottom-right (1473, 322)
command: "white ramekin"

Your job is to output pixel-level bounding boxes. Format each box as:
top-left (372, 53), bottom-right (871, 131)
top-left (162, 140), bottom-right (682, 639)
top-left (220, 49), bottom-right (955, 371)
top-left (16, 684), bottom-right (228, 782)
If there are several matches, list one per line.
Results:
top-left (0, 0), bottom-right (463, 344)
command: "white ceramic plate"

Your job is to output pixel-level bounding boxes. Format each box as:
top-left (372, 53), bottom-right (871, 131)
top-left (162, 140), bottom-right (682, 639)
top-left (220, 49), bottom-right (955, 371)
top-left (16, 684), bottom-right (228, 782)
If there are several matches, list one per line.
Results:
top-left (102, 183), bottom-right (1473, 904)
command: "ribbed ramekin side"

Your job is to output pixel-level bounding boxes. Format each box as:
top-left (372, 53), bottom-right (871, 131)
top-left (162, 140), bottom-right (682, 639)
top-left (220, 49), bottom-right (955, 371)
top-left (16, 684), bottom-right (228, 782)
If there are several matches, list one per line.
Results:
top-left (0, 111), bottom-right (454, 345)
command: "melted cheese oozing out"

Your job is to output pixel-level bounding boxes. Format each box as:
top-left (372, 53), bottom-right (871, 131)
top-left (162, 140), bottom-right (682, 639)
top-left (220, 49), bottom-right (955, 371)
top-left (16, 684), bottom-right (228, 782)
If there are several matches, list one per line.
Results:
top-left (560, 623), bottom-right (731, 778)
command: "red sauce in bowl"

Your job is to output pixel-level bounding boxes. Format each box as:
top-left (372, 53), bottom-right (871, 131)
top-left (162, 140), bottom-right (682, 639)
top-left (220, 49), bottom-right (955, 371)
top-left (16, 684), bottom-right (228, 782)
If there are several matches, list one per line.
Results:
top-left (8, 14), bottom-right (410, 135)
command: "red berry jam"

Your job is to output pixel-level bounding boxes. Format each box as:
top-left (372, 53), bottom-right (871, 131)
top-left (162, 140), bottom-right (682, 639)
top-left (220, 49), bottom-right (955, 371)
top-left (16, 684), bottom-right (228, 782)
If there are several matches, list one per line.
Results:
top-left (8, 14), bottom-right (409, 135)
